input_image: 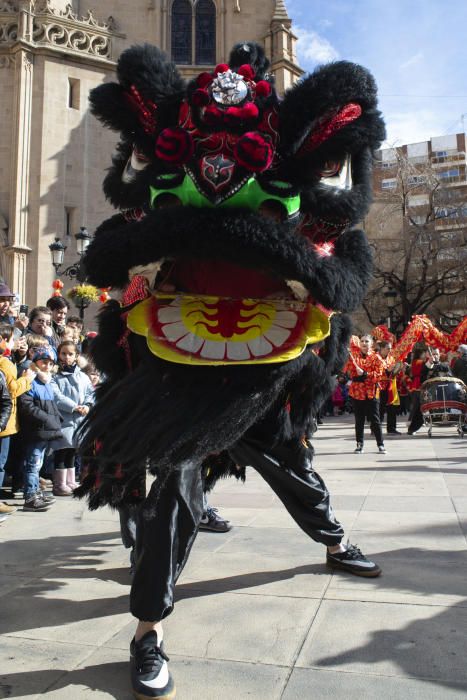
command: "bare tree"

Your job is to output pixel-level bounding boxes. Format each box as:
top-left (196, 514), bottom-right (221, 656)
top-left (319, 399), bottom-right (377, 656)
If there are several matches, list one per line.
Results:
top-left (362, 151), bottom-right (467, 333)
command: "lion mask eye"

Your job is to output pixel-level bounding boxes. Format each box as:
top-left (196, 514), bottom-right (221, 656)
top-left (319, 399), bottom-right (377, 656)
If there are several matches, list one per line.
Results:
top-left (319, 156), bottom-right (352, 190)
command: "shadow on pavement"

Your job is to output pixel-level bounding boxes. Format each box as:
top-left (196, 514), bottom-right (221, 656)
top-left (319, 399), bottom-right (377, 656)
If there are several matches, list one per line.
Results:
top-left (0, 661), bottom-right (129, 699)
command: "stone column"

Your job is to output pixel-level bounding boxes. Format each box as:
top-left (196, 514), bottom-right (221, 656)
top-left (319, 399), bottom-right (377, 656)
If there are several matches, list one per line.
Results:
top-left (6, 48), bottom-right (34, 301)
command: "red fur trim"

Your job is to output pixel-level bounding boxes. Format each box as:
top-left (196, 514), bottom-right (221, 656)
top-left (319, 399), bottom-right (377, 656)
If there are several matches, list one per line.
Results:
top-left (237, 64), bottom-right (255, 80)
top-left (192, 88), bottom-right (210, 107)
top-left (197, 72), bottom-right (213, 88)
top-left (298, 103), bottom-right (363, 156)
top-left (255, 80), bottom-right (272, 97)
top-left (214, 63), bottom-right (229, 75)
top-left (155, 127), bottom-right (194, 164)
top-left (234, 132), bottom-right (274, 172)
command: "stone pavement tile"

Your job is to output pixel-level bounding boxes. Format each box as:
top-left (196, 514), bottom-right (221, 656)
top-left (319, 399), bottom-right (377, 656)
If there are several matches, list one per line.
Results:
top-left (296, 599), bottom-right (467, 684)
top-left (178, 550), bottom-right (331, 598)
top-left (108, 591), bottom-right (319, 667)
top-left (4, 572), bottom-right (132, 644)
top-left (362, 495), bottom-right (455, 513)
top-left (43, 647), bottom-right (131, 700)
top-left (350, 512), bottom-right (467, 549)
top-left (282, 667), bottom-right (467, 700)
top-left (203, 506), bottom-right (260, 527)
top-left (326, 545), bottom-right (467, 607)
top-left (367, 481), bottom-right (450, 496)
top-left (457, 514), bottom-right (467, 538)
top-left (323, 495), bottom-right (366, 511)
top-left (0, 573), bottom-right (30, 597)
top-left (0, 636), bottom-right (93, 699)
top-left (452, 498), bottom-right (467, 513)
top-left (171, 655), bottom-right (288, 700)
top-left (191, 529), bottom-right (239, 553)
top-left (206, 491), bottom-right (278, 509)
top-left (1, 531), bottom-right (123, 578)
top-left (43, 646), bottom-right (289, 700)
top-left (221, 525), bottom-right (325, 557)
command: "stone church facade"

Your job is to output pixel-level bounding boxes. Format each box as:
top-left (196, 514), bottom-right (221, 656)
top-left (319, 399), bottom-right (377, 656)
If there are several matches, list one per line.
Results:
top-left (0, 0), bottom-right (302, 306)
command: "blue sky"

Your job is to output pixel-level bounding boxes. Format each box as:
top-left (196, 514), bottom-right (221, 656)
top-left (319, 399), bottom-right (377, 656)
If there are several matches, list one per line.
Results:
top-left (287, 0), bottom-right (467, 147)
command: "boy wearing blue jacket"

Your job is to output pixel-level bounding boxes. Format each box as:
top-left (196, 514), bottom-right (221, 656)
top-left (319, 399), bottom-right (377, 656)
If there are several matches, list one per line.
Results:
top-left (18, 347), bottom-right (61, 512)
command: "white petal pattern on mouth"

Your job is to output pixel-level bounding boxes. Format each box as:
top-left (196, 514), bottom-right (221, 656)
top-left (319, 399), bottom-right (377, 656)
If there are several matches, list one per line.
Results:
top-left (200, 339), bottom-right (227, 359)
top-left (264, 326), bottom-right (291, 347)
top-left (226, 340), bottom-right (250, 360)
top-left (247, 337), bottom-right (273, 357)
top-left (273, 311), bottom-right (298, 328)
top-left (162, 321), bottom-right (188, 342)
top-left (176, 332), bottom-right (204, 353)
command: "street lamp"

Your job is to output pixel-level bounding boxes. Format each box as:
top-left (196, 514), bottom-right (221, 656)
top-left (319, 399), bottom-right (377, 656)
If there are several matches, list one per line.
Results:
top-left (383, 288), bottom-right (398, 330)
top-left (49, 226), bottom-right (92, 319)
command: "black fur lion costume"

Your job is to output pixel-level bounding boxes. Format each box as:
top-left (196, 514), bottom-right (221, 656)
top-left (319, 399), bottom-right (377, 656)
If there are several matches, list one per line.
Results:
top-left (78, 42), bottom-right (385, 511)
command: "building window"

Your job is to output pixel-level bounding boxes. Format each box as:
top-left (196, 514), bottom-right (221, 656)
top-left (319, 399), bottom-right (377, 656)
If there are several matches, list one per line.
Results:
top-left (171, 0), bottom-right (192, 64)
top-left (68, 78), bottom-right (80, 110)
top-left (381, 178), bottom-right (397, 190)
top-left (195, 0), bottom-right (216, 64)
top-left (407, 175), bottom-right (426, 186)
top-left (171, 0), bottom-right (216, 66)
top-left (438, 168), bottom-right (460, 180)
top-left (65, 207), bottom-right (76, 236)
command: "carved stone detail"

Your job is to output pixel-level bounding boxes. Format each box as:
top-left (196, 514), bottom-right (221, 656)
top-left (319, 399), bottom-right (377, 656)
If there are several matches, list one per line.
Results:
top-left (0, 53), bottom-right (15, 66)
top-left (0, 0), bottom-right (120, 61)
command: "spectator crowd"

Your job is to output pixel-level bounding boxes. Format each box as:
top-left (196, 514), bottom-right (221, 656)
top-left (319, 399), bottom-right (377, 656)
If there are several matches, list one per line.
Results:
top-left (0, 282), bottom-right (100, 521)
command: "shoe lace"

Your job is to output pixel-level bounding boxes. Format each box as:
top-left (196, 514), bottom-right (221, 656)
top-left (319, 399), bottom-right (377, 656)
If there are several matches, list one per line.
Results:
top-left (344, 544), bottom-right (364, 560)
top-left (136, 643), bottom-right (169, 674)
top-left (205, 506), bottom-right (219, 520)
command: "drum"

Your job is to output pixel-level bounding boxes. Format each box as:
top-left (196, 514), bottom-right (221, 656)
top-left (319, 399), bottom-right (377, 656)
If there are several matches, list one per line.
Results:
top-left (420, 376), bottom-right (467, 436)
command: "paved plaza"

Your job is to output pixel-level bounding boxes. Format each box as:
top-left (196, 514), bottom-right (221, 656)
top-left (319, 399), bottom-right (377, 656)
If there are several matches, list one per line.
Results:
top-left (0, 415), bottom-right (466, 699)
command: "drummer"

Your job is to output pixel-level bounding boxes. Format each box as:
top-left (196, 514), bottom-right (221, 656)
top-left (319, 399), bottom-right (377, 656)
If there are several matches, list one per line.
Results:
top-left (408, 347), bottom-right (443, 435)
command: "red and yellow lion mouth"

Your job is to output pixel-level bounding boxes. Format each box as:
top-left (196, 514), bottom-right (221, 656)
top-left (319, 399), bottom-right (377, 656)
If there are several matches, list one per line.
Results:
top-left (127, 291), bottom-right (331, 366)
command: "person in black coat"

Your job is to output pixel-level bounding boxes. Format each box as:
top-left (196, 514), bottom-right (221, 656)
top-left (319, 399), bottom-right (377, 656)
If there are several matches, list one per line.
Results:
top-left (0, 370), bottom-right (12, 435)
top-left (17, 347), bottom-right (62, 511)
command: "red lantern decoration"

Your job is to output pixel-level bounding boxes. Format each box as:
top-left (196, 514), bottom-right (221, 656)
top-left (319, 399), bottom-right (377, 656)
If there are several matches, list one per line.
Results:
top-left (99, 292), bottom-right (110, 303)
top-left (52, 279), bottom-right (64, 290)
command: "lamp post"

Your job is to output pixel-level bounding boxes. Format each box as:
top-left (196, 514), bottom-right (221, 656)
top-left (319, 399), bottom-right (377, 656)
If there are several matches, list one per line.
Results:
top-left (383, 288), bottom-right (398, 331)
top-left (49, 227), bottom-right (92, 320)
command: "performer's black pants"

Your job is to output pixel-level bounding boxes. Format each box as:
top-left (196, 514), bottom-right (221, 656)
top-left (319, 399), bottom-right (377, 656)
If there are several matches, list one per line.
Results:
top-left (379, 389), bottom-right (397, 432)
top-left (352, 397), bottom-right (384, 446)
top-left (408, 390), bottom-right (424, 433)
top-left (130, 437), bottom-right (344, 622)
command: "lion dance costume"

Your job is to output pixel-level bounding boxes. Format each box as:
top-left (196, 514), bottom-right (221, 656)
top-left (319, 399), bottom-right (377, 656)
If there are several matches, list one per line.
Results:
top-left (78, 42), bottom-right (385, 698)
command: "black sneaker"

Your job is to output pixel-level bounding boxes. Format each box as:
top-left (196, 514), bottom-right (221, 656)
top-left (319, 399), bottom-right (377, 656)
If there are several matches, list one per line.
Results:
top-left (378, 445), bottom-right (387, 454)
top-left (36, 491), bottom-right (56, 504)
top-left (387, 430), bottom-right (401, 435)
top-left (23, 495), bottom-right (50, 512)
top-left (130, 631), bottom-right (175, 700)
top-left (199, 506), bottom-right (231, 532)
top-left (354, 443), bottom-right (364, 454)
top-left (327, 543), bottom-right (381, 577)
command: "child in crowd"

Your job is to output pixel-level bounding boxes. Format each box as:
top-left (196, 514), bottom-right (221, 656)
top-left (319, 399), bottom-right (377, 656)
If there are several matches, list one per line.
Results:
top-left (331, 374), bottom-right (349, 415)
top-left (17, 347), bottom-right (61, 511)
top-left (51, 340), bottom-right (94, 495)
top-left (0, 324), bottom-right (35, 499)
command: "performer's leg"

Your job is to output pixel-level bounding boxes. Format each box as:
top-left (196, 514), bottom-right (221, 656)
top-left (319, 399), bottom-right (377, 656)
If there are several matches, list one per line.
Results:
top-left (129, 461), bottom-right (204, 699)
top-left (379, 389), bottom-right (387, 423)
top-left (367, 398), bottom-right (385, 448)
top-left (229, 437), bottom-right (381, 577)
top-left (352, 398), bottom-right (366, 450)
top-left (386, 404), bottom-right (398, 433)
top-left (130, 460), bottom-right (204, 623)
top-left (230, 438), bottom-right (344, 546)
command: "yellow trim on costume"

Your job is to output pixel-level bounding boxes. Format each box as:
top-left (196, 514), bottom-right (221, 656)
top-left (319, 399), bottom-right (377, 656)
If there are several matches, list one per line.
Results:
top-left (127, 293), bottom-right (331, 366)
